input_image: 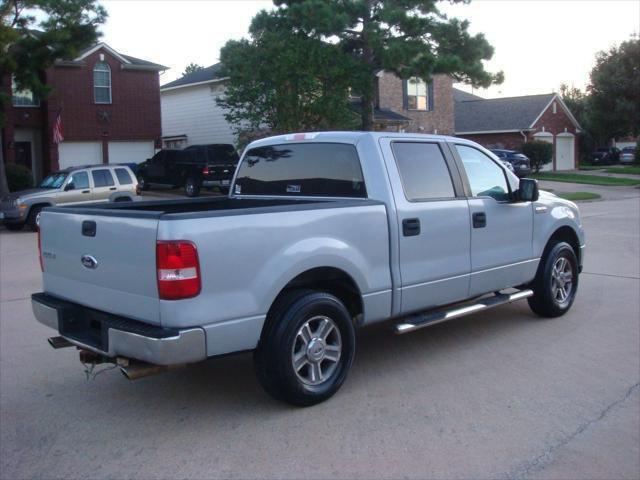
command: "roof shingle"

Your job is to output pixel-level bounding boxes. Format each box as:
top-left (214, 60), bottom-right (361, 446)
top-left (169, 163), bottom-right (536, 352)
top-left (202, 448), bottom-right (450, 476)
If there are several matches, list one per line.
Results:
top-left (161, 63), bottom-right (225, 89)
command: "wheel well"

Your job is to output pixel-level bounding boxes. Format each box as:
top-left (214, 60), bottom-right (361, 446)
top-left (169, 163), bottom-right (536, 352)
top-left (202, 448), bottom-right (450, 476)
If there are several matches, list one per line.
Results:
top-left (28, 203), bottom-right (52, 216)
top-left (545, 226), bottom-right (581, 264)
top-left (270, 267), bottom-right (364, 323)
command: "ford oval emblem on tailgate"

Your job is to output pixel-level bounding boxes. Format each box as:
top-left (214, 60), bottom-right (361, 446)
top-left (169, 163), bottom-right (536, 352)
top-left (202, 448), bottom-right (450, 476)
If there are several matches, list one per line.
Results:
top-left (81, 255), bottom-right (98, 270)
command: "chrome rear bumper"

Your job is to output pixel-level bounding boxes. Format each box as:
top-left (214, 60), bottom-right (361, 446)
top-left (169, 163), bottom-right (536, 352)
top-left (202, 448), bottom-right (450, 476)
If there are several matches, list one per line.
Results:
top-left (32, 293), bottom-right (206, 366)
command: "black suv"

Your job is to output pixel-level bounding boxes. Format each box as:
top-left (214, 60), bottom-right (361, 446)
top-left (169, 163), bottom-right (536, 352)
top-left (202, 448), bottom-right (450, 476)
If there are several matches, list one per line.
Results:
top-left (137, 144), bottom-right (239, 197)
top-left (590, 147), bottom-right (620, 165)
top-left (489, 149), bottom-right (531, 177)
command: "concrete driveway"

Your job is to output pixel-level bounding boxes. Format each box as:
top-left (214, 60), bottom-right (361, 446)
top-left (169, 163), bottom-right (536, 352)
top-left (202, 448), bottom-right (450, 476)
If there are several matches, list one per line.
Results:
top-left (1, 194), bottom-right (638, 479)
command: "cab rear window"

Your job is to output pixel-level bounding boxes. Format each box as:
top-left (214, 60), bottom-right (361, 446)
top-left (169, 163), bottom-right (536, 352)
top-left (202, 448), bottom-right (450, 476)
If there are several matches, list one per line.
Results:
top-left (234, 143), bottom-right (366, 198)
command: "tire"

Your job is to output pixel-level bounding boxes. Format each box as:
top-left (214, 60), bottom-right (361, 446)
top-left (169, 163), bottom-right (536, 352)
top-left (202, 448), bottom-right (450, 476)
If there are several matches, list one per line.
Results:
top-left (4, 222), bottom-right (24, 231)
top-left (528, 241), bottom-right (579, 318)
top-left (253, 290), bottom-right (356, 407)
top-left (184, 177), bottom-right (200, 197)
top-left (137, 175), bottom-right (150, 191)
top-left (27, 205), bottom-right (44, 232)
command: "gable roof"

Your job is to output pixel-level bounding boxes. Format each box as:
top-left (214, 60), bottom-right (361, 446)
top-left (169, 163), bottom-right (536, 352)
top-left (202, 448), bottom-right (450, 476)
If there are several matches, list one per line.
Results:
top-left (71, 42), bottom-right (167, 70)
top-left (453, 88), bottom-right (484, 103)
top-left (161, 63), bottom-right (226, 90)
top-left (455, 93), bottom-right (558, 133)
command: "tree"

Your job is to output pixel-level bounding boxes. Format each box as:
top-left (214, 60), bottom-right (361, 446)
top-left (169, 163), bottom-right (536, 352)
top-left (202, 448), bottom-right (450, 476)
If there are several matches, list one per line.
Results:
top-left (275, 0), bottom-right (503, 130)
top-left (182, 62), bottom-right (204, 76)
top-left (559, 83), bottom-right (593, 163)
top-left (522, 140), bottom-right (553, 174)
top-left (218, 11), bottom-right (358, 143)
top-left (587, 37), bottom-right (640, 144)
top-left (0, 0), bottom-right (106, 197)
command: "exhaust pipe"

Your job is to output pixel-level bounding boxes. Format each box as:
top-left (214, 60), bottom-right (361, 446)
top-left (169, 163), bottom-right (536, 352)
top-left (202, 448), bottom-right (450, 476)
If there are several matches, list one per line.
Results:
top-left (48, 336), bottom-right (74, 349)
top-left (120, 362), bottom-right (184, 380)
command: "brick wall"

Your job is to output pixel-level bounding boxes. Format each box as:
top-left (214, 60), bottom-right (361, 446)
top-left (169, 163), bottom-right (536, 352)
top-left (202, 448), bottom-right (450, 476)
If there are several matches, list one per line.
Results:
top-left (377, 72), bottom-right (454, 135)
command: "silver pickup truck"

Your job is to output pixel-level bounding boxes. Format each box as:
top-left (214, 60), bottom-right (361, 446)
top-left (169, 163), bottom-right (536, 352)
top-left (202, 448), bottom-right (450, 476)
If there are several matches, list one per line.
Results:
top-left (33, 132), bottom-right (585, 406)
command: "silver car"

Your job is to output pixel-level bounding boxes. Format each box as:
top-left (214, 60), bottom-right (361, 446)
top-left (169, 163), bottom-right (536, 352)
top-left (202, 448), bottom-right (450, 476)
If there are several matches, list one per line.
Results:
top-left (0, 164), bottom-right (137, 231)
top-left (619, 146), bottom-right (636, 164)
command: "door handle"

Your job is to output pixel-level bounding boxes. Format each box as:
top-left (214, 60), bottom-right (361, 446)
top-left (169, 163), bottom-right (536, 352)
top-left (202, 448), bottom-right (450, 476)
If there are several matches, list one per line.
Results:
top-left (402, 218), bottom-right (421, 237)
top-left (81, 190), bottom-right (90, 194)
top-left (109, 187), bottom-right (117, 191)
top-left (472, 212), bottom-right (486, 228)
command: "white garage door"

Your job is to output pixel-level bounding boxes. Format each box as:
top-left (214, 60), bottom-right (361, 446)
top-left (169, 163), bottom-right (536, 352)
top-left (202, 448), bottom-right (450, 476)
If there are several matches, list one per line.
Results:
top-left (58, 142), bottom-right (102, 170)
top-left (108, 141), bottom-right (155, 165)
top-left (556, 134), bottom-right (575, 170)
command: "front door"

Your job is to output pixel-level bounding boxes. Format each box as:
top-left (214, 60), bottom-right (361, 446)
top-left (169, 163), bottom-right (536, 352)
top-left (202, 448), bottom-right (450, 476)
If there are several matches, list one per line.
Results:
top-left (381, 139), bottom-right (471, 315)
top-left (453, 144), bottom-right (535, 296)
top-left (15, 142), bottom-right (32, 171)
top-left (59, 170), bottom-right (92, 204)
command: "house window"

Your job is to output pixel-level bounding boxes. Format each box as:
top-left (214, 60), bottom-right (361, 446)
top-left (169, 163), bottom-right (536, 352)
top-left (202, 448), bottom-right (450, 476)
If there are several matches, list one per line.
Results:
top-left (552, 102), bottom-right (557, 114)
top-left (407, 77), bottom-right (429, 110)
top-left (93, 62), bottom-right (112, 104)
top-left (11, 77), bottom-right (39, 107)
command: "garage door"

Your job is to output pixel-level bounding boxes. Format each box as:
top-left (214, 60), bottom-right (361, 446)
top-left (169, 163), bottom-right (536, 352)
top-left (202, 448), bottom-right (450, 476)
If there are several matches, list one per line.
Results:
top-left (58, 142), bottom-right (102, 170)
top-left (555, 134), bottom-right (575, 170)
top-left (108, 141), bottom-right (155, 165)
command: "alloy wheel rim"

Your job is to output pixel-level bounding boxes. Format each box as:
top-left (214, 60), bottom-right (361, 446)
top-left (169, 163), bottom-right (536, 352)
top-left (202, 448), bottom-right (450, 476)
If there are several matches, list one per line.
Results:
top-left (35, 211), bottom-right (41, 227)
top-left (291, 315), bottom-right (342, 386)
top-left (551, 256), bottom-right (573, 305)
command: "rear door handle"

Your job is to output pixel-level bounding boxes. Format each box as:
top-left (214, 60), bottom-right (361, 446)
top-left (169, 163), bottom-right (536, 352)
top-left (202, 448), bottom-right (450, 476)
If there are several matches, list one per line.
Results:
top-left (81, 190), bottom-right (90, 194)
top-left (472, 212), bottom-right (486, 228)
top-left (109, 187), bottom-right (117, 191)
top-left (402, 218), bottom-right (421, 237)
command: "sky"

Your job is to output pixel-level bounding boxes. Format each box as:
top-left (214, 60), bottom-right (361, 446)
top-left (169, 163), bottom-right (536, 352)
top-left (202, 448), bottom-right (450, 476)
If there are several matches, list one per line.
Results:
top-left (99, 0), bottom-right (640, 99)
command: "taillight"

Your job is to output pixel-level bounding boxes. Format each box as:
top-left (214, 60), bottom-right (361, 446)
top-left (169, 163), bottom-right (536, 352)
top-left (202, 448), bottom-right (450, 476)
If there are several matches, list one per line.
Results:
top-left (37, 228), bottom-right (43, 271)
top-left (156, 241), bottom-right (201, 300)
top-left (202, 166), bottom-right (209, 175)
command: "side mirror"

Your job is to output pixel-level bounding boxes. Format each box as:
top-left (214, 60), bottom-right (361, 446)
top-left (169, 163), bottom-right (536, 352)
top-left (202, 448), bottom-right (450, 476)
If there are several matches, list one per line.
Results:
top-left (517, 178), bottom-right (539, 202)
top-left (64, 182), bottom-right (75, 192)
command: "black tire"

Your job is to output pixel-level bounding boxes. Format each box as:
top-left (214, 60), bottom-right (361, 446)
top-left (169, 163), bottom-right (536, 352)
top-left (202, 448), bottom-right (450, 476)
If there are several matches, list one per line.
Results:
top-left (137, 175), bottom-right (150, 191)
top-left (253, 290), bottom-right (356, 407)
top-left (528, 241), bottom-right (579, 317)
top-left (4, 222), bottom-right (24, 231)
top-left (184, 177), bottom-right (200, 197)
top-left (27, 205), bottom-right (43, 232)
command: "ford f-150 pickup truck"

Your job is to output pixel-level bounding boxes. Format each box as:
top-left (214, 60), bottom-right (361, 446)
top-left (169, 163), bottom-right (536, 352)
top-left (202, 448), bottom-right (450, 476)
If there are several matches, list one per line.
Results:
top-left (32, 132), bottom-right (585, 406)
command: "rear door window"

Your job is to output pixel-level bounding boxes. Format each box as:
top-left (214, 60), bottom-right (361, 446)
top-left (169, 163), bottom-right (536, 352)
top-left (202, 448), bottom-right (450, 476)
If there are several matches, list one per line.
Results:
top-left (235, 143), bottom-right (366, 197)
top-left (391, 142), bottom-right (455, 200)
top-left (114, 168), bottom-right (133, 185)
top-left (92, 169), bottom-right (115, 187)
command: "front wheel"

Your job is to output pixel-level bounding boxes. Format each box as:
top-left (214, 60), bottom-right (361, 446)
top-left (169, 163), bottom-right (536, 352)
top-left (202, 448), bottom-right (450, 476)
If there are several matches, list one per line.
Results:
top-left (528, 241), bottom-right (579, 317)
top-left (253, 290), bottom-right (356, 406)
top-left (27, 206), bottom-right (44, 232)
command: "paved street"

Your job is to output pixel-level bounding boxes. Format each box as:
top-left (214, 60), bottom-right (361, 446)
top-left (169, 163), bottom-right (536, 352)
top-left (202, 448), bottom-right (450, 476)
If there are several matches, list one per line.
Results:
top-left (1, 192), bottom-right (639, 479)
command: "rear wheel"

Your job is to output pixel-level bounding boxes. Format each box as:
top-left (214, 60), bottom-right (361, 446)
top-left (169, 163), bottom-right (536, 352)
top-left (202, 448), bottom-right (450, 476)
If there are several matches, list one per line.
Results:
top-left (528, 241), bottom-right (578, 317)
top-left (27, 205), bottom-right (44, 232)
top-left (254, 290), bottom-right (355, 406)
top-left (184, 177), bottom-right (200, 197)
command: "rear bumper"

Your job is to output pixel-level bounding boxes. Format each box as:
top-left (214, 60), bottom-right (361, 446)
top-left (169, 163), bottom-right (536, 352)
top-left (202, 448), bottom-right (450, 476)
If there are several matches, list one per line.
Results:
top-left (32, 293), bottom-right (206, 366)
top-left (202, 179), bottom-right (231, 187)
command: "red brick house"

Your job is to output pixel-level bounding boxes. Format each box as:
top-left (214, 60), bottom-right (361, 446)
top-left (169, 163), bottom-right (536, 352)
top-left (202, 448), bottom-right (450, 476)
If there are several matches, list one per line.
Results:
top-left (2, 43), bottom-right (166, 182)
top-left (454, 89), bottom-right (582, 170)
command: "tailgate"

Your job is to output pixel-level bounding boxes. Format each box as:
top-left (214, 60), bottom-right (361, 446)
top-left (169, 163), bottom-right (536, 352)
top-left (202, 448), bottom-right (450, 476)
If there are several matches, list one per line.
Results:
top-left (39, 209), bottom-right (162, 325)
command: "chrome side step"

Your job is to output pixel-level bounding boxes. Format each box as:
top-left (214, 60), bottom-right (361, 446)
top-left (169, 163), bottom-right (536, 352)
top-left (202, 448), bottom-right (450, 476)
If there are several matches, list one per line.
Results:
top-left (395, 289), bottom-right (534, 335)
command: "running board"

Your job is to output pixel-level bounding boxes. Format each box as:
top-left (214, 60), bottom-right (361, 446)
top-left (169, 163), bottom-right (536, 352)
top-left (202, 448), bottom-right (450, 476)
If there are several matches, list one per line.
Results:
top-left (395, 289), bottom-right (534, 335)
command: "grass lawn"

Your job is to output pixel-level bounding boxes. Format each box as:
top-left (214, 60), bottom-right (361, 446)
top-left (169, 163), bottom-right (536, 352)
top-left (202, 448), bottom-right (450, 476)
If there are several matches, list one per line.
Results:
top-left (604, 166), bottom-right (640, 175)
top-left (579, 165), bottom-right (604, 171)
top-left (532, 172), bottom-right (640, 186)
top-left (556, 191), bottom-right (602, 201)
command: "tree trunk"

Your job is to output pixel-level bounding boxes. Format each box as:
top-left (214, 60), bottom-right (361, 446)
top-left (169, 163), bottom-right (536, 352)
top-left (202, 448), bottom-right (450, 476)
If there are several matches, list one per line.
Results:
top-left (361, 89), bottom-right (374, 131)
top-left (0, 129), bottom-right (9, 197)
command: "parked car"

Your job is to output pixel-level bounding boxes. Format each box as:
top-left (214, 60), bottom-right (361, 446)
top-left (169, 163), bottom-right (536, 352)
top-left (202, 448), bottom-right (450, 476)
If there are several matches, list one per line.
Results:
top-left (590, 147), bottom-right (620, 165)
top-left (137, 144), bottom-right (239, 197)
top-left (0, 164), bottom-right (137, 231)
top-left (619, 146), bottom-right (636, 165)
top-left (33, 132), bottom-right (584, 406)
top-left (490, 149), bottom-right (532, 176)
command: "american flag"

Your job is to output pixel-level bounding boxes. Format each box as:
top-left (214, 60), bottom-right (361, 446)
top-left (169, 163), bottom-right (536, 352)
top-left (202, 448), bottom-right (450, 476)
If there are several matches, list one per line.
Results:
top-left (52, 109), bottom-right (64, 144)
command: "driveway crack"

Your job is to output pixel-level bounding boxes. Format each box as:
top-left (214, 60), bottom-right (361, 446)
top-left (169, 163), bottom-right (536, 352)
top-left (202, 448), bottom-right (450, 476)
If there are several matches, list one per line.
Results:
top-left (505, 382), bottom-right (640, 479)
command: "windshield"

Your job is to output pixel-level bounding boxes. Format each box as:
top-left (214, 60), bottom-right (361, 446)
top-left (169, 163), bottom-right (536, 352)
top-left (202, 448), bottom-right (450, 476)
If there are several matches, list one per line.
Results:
top-left (38, 172), bottom-right (68, 189)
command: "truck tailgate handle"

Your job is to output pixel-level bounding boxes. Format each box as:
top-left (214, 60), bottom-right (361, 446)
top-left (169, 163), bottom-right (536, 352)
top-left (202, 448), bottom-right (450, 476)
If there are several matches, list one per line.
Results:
top-left (82, 220), bottom-right (96, 237)
top-left (472, 212), bottom-right (486, 228)
top-left (402, 218), bottom-right (421, 237)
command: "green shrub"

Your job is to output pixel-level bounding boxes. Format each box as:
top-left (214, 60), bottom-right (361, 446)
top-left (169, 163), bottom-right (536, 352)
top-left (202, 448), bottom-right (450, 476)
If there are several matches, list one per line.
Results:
top-left (6, 163), bottom-right (33, 192)
top-left (522, 140), bottom-right (554, 173)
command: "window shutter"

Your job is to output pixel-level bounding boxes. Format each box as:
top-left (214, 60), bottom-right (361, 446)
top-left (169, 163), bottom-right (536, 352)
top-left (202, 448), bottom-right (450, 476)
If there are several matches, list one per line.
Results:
top-left (402, 79), bottom-right (408, 110)
top-left (428, 82), bottom-right (434, 111)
